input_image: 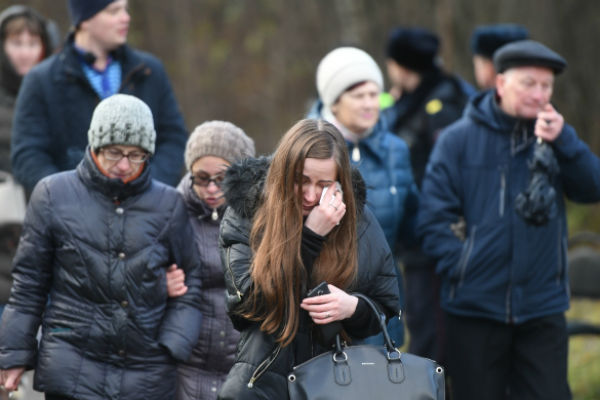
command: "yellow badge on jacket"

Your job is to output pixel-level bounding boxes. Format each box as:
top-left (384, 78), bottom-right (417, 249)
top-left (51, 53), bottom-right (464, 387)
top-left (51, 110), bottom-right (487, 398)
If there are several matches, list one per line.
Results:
top-left (425, 98), bottom-right (443, 115)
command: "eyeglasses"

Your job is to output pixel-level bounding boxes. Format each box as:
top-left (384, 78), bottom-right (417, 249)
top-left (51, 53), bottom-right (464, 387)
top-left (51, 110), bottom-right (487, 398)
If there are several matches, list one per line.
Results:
top-left (190, 172), bottom-right (225, 188)
top-left (100, 147), bottom-right (149, 164)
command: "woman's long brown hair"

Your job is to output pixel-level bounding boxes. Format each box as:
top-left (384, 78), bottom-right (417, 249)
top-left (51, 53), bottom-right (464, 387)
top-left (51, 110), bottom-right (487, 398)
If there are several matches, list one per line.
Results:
top-left (242, 119), bottom-right (358, 346)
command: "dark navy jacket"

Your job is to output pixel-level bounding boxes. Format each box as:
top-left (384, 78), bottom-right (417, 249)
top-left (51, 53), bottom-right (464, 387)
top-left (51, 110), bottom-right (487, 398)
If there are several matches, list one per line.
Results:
top-left (11, 35), bottom-right (187, 192)
top-left (417, 90), bottom-right (600, 324)
top-left (346, 120), bottom-right (419, 255)
top-left (0, 150), bottom-right (203, 399)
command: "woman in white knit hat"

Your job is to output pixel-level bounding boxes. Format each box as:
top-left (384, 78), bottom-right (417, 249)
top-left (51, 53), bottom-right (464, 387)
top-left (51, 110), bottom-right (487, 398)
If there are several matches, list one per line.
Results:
top-left (309, 47), bottom-right (418, 348)
top-left (165, 121), bottom-right (255, 400)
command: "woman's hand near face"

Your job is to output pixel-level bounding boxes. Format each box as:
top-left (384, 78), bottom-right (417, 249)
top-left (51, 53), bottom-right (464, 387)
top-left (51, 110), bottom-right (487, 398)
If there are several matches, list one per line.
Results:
top-left (304, 184), bottom-right (346, 236)
top-left (166, 264), bottom-right (188, 297)
top-left (300, 284), bottom-right (358, 324)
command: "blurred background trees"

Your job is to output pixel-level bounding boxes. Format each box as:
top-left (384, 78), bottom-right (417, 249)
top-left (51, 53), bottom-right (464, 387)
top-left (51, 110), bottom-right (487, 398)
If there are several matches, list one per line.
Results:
top-left (3, 0), bottom-right (600, 231)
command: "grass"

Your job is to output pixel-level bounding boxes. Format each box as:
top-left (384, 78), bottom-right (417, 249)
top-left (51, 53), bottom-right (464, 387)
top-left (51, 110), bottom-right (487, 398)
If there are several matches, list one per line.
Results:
top-left (566, 203), bottom-right (600, 399)
top-left (397, 299), bottom-right (600, 399)
top-left (567, 299), bottom-right (600, 400)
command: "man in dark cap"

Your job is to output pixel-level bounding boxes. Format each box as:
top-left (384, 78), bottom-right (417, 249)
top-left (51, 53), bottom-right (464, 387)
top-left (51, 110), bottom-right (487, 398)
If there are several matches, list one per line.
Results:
top-left (417, 39), bottom-right (600, 400)
top-left (10, 0), bottom-right (187, 193)
top-left (470, 23), bottom-right (529, 89)
top-left (380, 26), bottom-right (474, 365)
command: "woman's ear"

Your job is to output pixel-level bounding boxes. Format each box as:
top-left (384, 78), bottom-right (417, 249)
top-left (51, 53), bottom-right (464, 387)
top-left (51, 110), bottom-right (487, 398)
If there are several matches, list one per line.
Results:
top-left (330, 103), bottom-right (338, 115)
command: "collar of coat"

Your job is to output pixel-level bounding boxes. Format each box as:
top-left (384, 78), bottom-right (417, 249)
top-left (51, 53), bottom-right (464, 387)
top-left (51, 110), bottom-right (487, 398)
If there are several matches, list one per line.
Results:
top-left (221, 156), bottom-right (366, 221)
top-left (60, 33), bottom-right (145, 84)
top-left (177, 172), bottom-right (226, 222)
top-left (77, 147), bottom-right (152, 203)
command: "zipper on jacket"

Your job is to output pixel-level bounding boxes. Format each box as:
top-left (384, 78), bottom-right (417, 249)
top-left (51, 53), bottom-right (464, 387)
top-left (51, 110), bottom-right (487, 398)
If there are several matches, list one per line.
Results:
top-left (225, 247), bottom-right (243, 301)
top-left (247, 345), bottom-right (282, 388)
top-left (499, 171), bottom-right (506, 217)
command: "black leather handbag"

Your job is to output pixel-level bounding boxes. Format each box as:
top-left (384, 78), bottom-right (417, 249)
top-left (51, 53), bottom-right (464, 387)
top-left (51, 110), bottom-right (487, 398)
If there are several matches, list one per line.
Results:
top-left (287, 293), bottom-right (445, 399)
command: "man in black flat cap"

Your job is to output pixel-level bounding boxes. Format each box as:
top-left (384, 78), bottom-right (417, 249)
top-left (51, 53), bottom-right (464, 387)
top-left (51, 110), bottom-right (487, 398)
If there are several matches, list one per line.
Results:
top-left (417, 39), bottom-right (600, 400)
top-left (470, 23), bottom-right (529, 89)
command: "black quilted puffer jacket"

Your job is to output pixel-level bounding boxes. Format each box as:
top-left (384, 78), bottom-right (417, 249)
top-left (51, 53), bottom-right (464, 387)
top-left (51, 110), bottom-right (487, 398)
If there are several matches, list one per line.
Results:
top-left (217, 157), bottom-right (400, 400)
top-left (0, 149), bottom-right (203, 400)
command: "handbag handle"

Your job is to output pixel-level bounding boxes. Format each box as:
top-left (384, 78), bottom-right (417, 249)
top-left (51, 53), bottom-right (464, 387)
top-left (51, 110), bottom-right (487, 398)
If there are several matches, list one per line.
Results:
top-left (347, 293), bottom-right (399, 357)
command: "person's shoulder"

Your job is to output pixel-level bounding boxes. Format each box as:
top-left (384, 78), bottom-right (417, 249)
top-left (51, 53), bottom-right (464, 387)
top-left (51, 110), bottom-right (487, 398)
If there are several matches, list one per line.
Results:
top-left (23, 51), bottom-right (60, 79)
top-left (125, 45), bottom-right (164, 68)
top-left (374, 123), bottom-right (409, 152)
top-left (30, 170), bottom-right (78, 201)
top-left (357, 205), bottom-right (386, 239)
top-left (41, 169), bottom-right (77, 185)
top-left (426, 74), bottom-right (472, 109)
top-left (436, 116), bottom-right (471, 145)
top-left (148, 179), bottom-right (183, 201)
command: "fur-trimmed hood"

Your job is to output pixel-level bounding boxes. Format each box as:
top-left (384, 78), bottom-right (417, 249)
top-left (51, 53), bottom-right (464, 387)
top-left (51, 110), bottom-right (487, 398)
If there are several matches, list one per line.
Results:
top-left (222, 156), bottom-right (366, 220)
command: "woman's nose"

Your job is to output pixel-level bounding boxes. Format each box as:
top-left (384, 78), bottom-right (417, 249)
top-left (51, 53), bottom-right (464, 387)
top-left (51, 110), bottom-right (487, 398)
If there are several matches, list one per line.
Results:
top-left (206, 181), bottom-right (220, 192)
top-left (304, 186), bottom-right (318, 203)
top-left (116, 156), bottom-right (132, 170)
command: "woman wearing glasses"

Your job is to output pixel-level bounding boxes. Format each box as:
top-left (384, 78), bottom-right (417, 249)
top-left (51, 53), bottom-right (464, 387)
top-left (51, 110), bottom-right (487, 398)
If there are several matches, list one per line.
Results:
top-left (166, 121), bottom-right (255, 400)
top-left (0, 94), bottom-right (203, 400)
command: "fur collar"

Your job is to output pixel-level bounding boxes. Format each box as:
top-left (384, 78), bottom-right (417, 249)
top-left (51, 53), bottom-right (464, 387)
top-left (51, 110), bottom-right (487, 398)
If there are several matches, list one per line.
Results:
top-left (222, 156), bottom-right (366, 220)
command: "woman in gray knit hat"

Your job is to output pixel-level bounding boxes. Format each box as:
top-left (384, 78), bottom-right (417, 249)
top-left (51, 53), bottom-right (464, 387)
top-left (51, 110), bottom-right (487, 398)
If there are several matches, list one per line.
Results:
top-left (0, 94), bottom-right (204, 400)
top-left (166, 120), bottom-right (255, 400)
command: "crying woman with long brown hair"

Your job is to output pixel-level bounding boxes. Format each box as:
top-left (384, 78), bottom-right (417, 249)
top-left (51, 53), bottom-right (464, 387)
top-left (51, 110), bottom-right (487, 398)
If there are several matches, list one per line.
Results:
top-left (217, 118), bottom-right (400, 400)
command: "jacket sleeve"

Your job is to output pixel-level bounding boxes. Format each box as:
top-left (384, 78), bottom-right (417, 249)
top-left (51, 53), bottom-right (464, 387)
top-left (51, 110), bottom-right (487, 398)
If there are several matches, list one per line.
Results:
top-left (158, 196), bottom-right (203, 362)
top-left (416, 129), bottom-right (466, 276)
top-left (344, 207), bottom-right (400, 339)
top-left (10, 71), bottom-right (59, 192)
top-left (552, 124), bottom-right (600, 203)
top-left (219, 208), bottom-right (255, 331)
top-left (147, 59), bottom-right (187, 187)
top-left (0, 180), bottom-right (55, 369)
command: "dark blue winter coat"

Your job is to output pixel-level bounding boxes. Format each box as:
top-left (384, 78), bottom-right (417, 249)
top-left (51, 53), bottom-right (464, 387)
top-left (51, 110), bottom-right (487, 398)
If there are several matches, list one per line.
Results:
top-left (10, 35), bottom-right (187, 192)
top-left (0, 150), bottom-right (203, 399)
top-left (417, 90), bottom-right (600, 323)
top-left (347, 121), bottom-right (419, 253)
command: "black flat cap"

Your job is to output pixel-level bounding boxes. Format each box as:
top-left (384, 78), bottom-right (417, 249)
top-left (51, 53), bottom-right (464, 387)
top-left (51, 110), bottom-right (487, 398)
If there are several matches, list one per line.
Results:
top-left (471, 24), bottom-right (529, 58)
top-left (386, 27), bottom-right (439, 72)
top-left (494, 40), bottom-right (567, 74)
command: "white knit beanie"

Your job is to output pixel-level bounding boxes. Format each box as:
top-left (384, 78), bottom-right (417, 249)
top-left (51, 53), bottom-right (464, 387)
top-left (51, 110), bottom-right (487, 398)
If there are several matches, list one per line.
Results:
top-left (184, 120), bottom-right (255, 171)
top-left (316, 47), bottom-right (384, 109)
top-left (88, 94), bottom-right (156, 154)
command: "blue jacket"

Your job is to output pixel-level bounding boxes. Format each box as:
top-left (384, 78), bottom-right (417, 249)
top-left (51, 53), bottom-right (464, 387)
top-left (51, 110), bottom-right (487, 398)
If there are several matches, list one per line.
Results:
top-left (347, 121), bottom-right (419, 253)
top-left (11, 35), bottom-right (187, 192)
top-left (0, 150), bottom-right (203, 399)
top-left (417, 90), bottom-right (600, 323)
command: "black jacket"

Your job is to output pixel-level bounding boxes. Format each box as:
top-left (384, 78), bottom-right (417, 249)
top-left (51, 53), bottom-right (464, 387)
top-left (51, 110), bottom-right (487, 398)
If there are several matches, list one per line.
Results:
top-left (0, 150), bottom-right (203, 400)
top-left (217, 157), bottom-right (400, 399)
top-left (11, 34), bottom-right (187, 192)
top-left (175, 175), bottom-right (239, 400)
top-left (382, 68), bottom-right (471, 187)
